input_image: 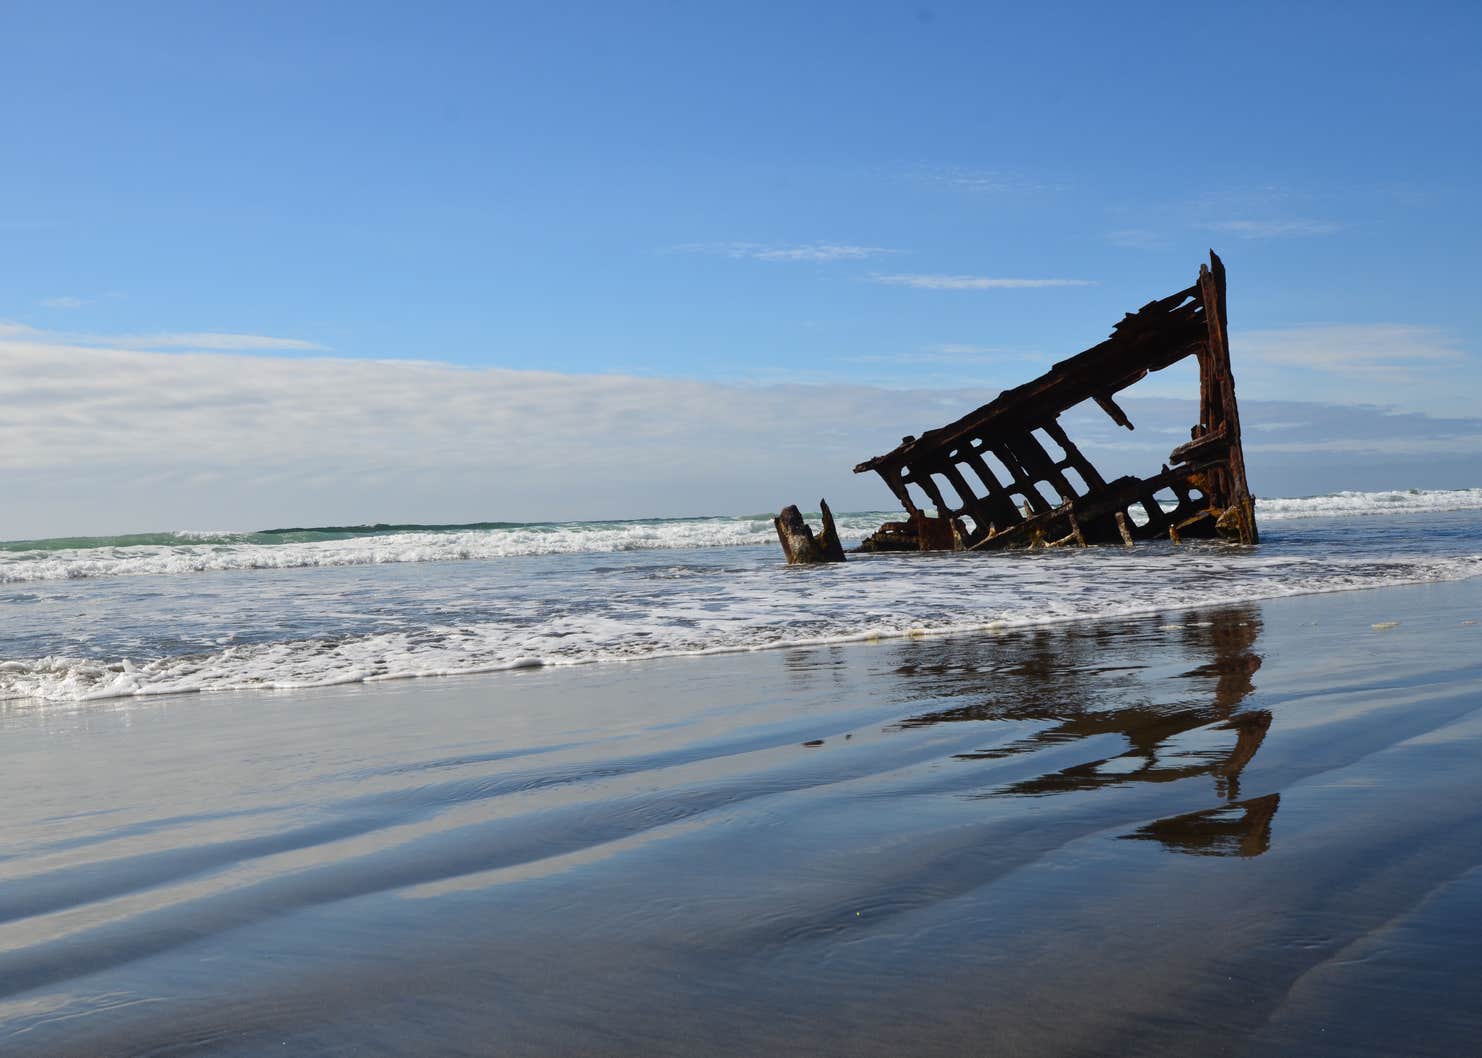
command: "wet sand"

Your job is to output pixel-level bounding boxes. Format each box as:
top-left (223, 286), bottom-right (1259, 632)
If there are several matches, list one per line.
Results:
top-left (3, 578), bottom-right (1481, 1056)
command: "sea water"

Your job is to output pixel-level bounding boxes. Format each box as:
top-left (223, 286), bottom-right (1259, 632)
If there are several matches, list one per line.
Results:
top-left (2, 488), bottom-right (1480, 703)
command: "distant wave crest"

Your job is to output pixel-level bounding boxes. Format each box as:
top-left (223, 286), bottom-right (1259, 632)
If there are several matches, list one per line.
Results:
top-left (1258, 488), bottom-right (1482, 520)
top-left (0, 514), bottom-right (888, 584)
top-left (1, 489), bottom-right (1479, 585)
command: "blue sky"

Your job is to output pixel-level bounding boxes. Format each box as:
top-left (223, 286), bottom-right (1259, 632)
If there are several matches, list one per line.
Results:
top-left (2, 2), bottom-right (1479, 533)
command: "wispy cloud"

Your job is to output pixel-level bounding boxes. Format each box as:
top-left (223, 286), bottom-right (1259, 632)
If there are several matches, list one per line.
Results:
top-left (1107, 186), bottom-right (1343, 248)
top-left (1060, 396), bottom-right (1482, 461)
top-left (1228, 323), bottom-right (1478, 417)
top-left (1243, 433), bottom-right (1482, 456)
top-left (871, 274), bottom-right (1094, 290)
top-left (110, 332), bottom-right (328, 352)
top-left (1204, 219), bottom-right (1341, 238)
top-left (1240, 324), bottom-right (1462, 379)
top-left (0, 320), bottom-right (320, 355)
top-left (838, 343), bottom-right (1040, 366)
top-left (932, 343), bottom-right (1002, 356)
top-left (1105, 228), bottom-right (1169, 250)
top-left (909, 165), bottom-right (1058, 195)
top-left (672, 242), bottom-right (899, 262)
top-left (39, 291), bottom-right (125, 310)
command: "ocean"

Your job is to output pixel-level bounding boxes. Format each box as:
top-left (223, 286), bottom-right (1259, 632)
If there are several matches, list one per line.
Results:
top-left (3, 488), bottom-right (1480, 704)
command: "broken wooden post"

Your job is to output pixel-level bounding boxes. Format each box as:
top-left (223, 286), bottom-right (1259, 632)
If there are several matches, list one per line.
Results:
top-left (774, 499), bottom-right (846, 564)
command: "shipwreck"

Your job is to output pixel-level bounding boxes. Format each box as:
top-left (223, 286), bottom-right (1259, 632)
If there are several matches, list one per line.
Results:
top-left (775, 251), bottom-right (1257, 562)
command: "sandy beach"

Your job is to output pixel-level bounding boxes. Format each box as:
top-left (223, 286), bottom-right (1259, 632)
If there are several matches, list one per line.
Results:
top-left (0, 576), bottom-right (1478, 1055)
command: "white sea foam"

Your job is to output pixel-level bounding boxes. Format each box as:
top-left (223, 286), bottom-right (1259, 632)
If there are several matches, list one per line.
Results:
top-left (1, 490), bottom-right (1478, 586)
top-left (1258, 488), bottom-right (1482, 520)
top-left (0, 516), bottom-right (880, 585)
top-left (3, 542), bottom-right (1479, 704)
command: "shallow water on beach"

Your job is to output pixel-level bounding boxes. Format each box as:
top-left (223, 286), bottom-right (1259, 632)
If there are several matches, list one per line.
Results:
top-left (3, 575), bottom-right (1482, 1055)
top-left (2, 499), bottom-right (1480, 702)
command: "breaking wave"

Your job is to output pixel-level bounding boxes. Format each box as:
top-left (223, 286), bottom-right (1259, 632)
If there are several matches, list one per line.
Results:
top-left (3, 537), bottom-right (1480, 704)
top-left (0, 514), bottom-right (891, 584)
top-left (1257, 488), bottom-right (1482, 520)
top-left (0, 489), bottom-right (1477, 586)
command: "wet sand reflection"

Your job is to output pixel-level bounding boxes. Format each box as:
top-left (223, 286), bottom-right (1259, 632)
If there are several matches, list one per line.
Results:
top-left (892, 606), bottom-right (1277, 856)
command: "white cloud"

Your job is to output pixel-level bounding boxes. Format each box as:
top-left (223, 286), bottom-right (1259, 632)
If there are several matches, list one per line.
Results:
top-left (0, 327), bottom-right (994, 534)
top-left (1221, 324), bottom-right (1480, 417)
top-left (910, 165), bottom-right (1056, 195)
top-left (1106, 229), bottom-right (1168, 250)
top-left (838, 344), bottom-right (1039, 367)
top-left (110, 332), bottom-right (328, 351)
top-left (1238, 324), bottom-right (1463, 380)
top-left (0, 338), bottom-right (880, 474)
top-left (871, 274), bottom-right (1094, 290)
top-left (1061, 396), bottom-right (1482, 466)
top-left (2, 321), bottom-right (325, 353)
top-left (1243, 433), bottom-right (1482, 456)
top-left (1, 324), bottom-right (1477, 537)
top-left (1109, 187), bottom-right (1341, 245)
top-left (1205, 219), bottom-right (1340, 238)
top-left (933, 344), bottom-right (997, 355)
top-left (40, 296), bottom-right (87, 309)
top-left (672, 242), bottom-right (897, 262)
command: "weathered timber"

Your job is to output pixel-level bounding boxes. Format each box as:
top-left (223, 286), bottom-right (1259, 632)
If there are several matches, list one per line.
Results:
top-left (774, 500), bottom-right (846, 564)
top-left (851, 251), bottom-right (1257, 551)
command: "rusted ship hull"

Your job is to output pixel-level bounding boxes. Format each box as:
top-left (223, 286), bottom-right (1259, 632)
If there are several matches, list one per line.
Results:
top-left (774, 252), bottom-right (1257, 563)
top-left (852, 251), bottom-right (1256, 552)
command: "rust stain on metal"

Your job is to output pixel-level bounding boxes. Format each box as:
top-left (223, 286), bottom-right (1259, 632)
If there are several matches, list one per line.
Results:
top-left (847, 250), bottom-right (1257, 554)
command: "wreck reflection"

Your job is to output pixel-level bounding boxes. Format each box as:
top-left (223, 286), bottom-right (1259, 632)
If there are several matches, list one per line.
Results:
top-left (1123, 793), bottom-right (1280, 857)
top-left (892, 605), bottom-right (1277, 856)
